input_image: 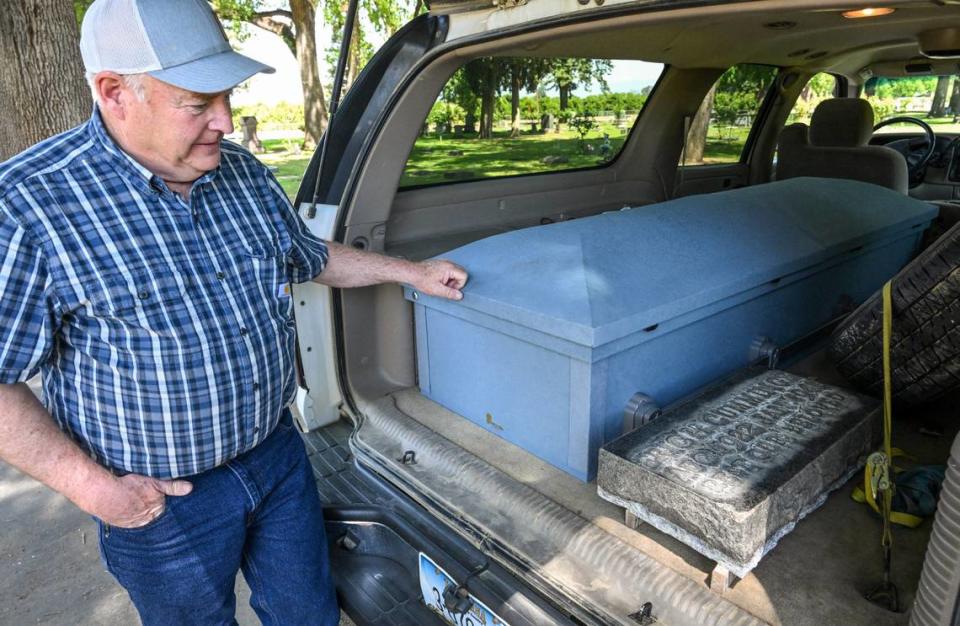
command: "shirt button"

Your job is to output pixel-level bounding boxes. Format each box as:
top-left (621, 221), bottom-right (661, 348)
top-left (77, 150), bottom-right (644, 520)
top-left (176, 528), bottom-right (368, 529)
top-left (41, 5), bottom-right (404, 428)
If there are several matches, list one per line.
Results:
top-left (216, 271), bottom-right (225, 280)
top-left (138, 290), bottom-right (150, 300)
top-left (239, 327), bottom-right (249, 335)
top-left (252, 382), bottom-right (260, 391)
top-left (254, 426), bottom-right (260, 434)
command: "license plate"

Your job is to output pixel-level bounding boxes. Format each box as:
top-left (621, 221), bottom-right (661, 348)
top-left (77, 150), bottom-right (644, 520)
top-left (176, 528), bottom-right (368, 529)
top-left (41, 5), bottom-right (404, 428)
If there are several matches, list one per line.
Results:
top-left (418, 552), bottom-right (510, 626)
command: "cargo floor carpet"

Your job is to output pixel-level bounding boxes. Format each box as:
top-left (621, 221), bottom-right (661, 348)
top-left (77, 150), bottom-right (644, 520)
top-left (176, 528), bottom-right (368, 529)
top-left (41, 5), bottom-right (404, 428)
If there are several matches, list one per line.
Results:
top-left (360, 351), bottom-right (958, 626)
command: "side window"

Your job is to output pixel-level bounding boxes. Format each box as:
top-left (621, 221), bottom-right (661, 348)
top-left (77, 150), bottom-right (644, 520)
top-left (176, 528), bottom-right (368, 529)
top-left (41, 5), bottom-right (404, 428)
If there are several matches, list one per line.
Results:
top-left (400, 58), bottom-right (665, 187)
top-left (786, 73), bottom-right (838, 125)
top-left (682, 64), bottom-right (779, 165)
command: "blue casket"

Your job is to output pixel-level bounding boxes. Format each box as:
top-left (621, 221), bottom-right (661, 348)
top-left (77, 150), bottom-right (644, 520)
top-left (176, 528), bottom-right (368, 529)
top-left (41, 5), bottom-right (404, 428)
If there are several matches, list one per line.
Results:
top-left (404, 178), bottom-right (937, 481)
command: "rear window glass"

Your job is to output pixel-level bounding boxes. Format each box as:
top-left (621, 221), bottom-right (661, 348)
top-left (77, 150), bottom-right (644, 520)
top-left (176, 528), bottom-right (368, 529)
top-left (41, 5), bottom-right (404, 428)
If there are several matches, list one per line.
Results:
top-left (682, 64), bottom-right (779, 165)
top-left (400, 58), bottom-right (665, 187)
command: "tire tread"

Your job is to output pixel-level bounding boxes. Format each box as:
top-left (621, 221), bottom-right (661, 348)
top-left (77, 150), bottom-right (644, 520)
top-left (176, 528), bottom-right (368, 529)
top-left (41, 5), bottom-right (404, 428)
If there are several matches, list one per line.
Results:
top-left (830, 221), bottom-right (960, 405)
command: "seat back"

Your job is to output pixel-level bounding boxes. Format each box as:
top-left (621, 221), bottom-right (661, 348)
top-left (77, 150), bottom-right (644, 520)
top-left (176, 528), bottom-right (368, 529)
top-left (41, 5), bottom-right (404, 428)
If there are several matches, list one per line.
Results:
top-left (777, 98), bottom-right (908, 193)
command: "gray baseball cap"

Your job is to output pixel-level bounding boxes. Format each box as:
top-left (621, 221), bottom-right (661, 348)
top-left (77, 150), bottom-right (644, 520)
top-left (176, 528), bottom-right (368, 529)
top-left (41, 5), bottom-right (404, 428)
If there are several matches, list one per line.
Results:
top-left (80, 0), bottom-right (275, 94)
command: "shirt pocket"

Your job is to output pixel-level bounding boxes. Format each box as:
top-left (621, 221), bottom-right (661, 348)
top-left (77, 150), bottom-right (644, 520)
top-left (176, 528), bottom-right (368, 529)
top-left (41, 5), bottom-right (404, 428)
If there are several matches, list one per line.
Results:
top-left (82, 270), bottom-right (204, 361)
top-left (239, 245), bottom-right (294, 323)
top-left (88, 272), bottom-right (189, 315)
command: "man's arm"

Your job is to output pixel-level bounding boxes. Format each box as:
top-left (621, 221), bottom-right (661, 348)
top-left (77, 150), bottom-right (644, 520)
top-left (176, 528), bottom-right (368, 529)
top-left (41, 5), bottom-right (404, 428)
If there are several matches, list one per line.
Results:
top-left (0, 383), bottom-right (192, 528)
top-left (314, 241), bottom-right (468, 300)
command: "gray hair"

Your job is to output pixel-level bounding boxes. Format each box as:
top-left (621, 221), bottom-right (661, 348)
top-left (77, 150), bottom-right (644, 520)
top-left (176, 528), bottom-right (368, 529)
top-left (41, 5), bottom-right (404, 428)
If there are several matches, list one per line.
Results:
top-left (86, 72), bottom-right (147, 103)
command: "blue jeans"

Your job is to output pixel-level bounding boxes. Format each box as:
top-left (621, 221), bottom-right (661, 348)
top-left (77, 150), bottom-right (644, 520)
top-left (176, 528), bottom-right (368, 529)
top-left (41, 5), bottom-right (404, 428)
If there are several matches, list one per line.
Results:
top-left (96, 411), bottom-right (339, 625)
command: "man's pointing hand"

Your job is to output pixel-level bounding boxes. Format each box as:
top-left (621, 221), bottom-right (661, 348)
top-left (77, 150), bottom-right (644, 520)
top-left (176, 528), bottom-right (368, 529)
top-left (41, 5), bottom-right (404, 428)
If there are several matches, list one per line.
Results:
top-left (411, 259), bottom-right (468, 301)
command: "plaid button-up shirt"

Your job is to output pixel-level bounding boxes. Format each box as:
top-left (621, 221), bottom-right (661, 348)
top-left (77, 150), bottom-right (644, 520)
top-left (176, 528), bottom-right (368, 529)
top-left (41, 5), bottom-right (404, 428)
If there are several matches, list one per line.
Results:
top-left (0, 109), bottom-right (328, 479)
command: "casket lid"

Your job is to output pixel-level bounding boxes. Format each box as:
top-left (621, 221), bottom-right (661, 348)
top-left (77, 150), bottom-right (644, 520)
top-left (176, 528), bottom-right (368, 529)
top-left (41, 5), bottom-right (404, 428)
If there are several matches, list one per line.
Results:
top-left (408, 178), bottom-right (937, 348)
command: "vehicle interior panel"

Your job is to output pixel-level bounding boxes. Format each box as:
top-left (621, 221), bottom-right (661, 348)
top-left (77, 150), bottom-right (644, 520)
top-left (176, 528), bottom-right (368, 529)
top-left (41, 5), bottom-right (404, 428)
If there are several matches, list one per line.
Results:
top-left (323, 1), bottom-right (960, 623)
top-left (352, 349), bottom-right (959, 626)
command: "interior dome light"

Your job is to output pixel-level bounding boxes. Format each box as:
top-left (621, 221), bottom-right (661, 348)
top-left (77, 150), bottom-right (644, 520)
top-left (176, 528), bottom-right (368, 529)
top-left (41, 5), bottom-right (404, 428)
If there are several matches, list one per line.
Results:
top-left (842, 7), bottom-right (896, 18)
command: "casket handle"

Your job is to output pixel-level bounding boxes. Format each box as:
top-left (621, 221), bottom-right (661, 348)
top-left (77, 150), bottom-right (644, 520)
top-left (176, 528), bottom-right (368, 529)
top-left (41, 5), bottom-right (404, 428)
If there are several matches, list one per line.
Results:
top-left (624, 393), bottom-right (661, 434)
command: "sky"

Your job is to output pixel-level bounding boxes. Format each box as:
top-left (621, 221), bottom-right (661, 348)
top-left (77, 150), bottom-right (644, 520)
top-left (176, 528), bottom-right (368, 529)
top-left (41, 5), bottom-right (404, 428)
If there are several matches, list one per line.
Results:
top-left (577, 61), bottom-right (665, 96)
top-left (232, 30), bottom-right (319, 106)
top-left (233, 26), bottom-right (666, 106)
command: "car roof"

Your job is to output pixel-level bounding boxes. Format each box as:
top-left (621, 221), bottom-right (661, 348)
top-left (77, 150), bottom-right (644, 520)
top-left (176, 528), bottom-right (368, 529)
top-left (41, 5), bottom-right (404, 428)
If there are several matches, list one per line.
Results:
top-left (434, 0), bottom-right (960, 81)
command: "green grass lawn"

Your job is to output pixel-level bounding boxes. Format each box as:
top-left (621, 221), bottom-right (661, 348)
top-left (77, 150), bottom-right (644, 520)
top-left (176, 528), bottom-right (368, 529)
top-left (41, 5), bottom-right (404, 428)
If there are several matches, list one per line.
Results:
top-left (252, 123), bottom-right (766, 198)
top-left (401, 124), bottom-right (628, 186)
top-left (876, 116), bottom-right (960, 133)
top-left (251, 116), bottom-right (960, 200)
top-left (698, 127), bottom-right (750, 165)
top-left (257, 138), bottom-right (312, 199)
top-left (402, 124), bottom-right (754, 185)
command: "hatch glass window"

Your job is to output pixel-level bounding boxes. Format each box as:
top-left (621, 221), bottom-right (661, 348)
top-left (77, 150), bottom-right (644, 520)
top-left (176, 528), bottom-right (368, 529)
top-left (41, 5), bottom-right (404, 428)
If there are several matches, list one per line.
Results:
top-left (682, 64), bottom-right (779, 165)
top-left (399, 58), bottom-right (665, 187)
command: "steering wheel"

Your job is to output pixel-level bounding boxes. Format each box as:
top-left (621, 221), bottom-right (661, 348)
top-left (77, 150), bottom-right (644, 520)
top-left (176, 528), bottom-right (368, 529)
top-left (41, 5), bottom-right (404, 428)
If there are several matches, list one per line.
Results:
top-left (872, 116), bottom-right (937, 185)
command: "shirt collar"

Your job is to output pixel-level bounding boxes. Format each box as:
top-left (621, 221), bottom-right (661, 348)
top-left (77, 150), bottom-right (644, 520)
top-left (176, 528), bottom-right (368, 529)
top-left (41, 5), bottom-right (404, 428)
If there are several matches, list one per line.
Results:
top-left (88, 106), bottom-right (156, 185)
top-left (87, 106), bottom-right (221, 195)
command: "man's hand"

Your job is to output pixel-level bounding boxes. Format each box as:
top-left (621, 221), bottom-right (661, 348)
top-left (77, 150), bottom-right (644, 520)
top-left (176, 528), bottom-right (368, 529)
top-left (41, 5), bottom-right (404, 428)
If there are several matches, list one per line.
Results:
top-left (0, 383), bottom-right (195, 531)
top-left (84, 473), bottom-right (193, 529)
top-left (315, 242), bottom-right (468, 299)
top-left (410, 259), bottom-right (468, 301)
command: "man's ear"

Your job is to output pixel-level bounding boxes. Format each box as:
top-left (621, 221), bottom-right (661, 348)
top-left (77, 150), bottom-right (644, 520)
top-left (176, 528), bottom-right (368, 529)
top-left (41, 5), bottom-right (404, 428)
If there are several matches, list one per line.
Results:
top-left (95, 72), bottom-right (129, 120)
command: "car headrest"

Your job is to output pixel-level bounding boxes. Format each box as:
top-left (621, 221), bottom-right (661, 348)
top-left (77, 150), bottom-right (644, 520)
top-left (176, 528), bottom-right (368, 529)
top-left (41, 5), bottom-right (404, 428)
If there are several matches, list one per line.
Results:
top-left (809, 98), bottom-right (875, 147)
top-left (778, 122), bottom-right (810, 148)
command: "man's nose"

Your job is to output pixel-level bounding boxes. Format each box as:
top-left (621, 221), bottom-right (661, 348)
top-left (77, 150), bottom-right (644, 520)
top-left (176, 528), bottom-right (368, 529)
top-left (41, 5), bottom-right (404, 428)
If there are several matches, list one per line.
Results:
top-left (209, 98), bottom-right (234, 135)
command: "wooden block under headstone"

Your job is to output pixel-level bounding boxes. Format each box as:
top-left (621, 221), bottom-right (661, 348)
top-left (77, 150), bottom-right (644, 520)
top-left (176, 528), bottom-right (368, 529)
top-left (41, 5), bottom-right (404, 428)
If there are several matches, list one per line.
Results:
top-left (598, 368), bottom-right (879, 578)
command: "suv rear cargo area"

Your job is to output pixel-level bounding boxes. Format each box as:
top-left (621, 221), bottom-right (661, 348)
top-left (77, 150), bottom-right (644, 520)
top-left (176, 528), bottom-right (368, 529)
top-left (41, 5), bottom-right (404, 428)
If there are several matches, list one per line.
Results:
top-left (349, 347), bottom-right (958, 625)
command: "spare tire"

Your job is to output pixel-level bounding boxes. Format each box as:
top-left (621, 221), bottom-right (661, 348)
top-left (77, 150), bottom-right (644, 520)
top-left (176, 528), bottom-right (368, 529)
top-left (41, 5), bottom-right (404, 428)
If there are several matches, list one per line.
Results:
top-left (830, 220), bottom-right (960, 405)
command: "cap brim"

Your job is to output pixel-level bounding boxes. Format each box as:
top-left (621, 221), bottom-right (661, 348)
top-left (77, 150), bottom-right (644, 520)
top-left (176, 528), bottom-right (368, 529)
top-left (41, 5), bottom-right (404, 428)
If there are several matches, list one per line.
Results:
top-left (148, 50), bottom-right (275, 94)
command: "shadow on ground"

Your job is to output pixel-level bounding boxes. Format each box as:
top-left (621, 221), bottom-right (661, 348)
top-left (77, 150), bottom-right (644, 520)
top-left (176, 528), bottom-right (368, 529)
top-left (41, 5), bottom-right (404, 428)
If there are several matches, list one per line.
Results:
top-left (0, 459), bottom-right (261, 625)
top-left (0, 380), bottom-right (354, 625)
top-left (0, 456), bottom-right (359, 625)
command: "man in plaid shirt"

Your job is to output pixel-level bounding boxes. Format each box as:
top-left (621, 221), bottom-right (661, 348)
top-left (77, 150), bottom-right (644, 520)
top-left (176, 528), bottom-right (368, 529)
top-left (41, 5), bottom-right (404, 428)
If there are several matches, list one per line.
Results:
top-left (0, 1), bottom-right (466, 624)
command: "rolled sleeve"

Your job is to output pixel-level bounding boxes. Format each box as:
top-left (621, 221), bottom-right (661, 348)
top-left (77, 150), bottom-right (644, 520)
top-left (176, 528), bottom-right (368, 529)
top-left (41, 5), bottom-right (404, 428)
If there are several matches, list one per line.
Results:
top-left (0, 209), bottom-right (59, 383)
top-left (263, 169), bottom-right (329, 284)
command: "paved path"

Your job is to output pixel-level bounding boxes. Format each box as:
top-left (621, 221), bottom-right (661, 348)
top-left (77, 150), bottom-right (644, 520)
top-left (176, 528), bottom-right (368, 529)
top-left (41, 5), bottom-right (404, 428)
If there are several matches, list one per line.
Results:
top-left (0, 458), bottom-right (256, 625)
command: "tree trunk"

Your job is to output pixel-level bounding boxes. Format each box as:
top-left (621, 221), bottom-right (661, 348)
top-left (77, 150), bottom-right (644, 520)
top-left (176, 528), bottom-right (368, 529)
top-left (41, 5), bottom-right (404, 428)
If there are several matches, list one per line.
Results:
top-left (950, 79), bottom-right (960, 122)
top-left (559, 85), bottom-right (570, 110)
top-left (290, 0), bottom-right (328, 150)
top-left (929, 76), bottom-right (951, 118)
top-left (0, 1), bottom-right (90, 161)
top-left (480, 86), bottom-right (494, 139)
top-left (684, 83), bottom-right (716, 165)
top-left (343, 16), bottom-right (362, 94)
top-left (477, 64), bottom-right (497, 140)
top-left (510, 70), bottom-right (521, 138)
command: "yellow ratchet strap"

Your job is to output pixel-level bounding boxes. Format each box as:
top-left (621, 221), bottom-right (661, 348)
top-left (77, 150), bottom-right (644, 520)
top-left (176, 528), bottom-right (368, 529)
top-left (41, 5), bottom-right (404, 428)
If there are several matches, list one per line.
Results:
top-left (851, 281), bottom-right (923, 529)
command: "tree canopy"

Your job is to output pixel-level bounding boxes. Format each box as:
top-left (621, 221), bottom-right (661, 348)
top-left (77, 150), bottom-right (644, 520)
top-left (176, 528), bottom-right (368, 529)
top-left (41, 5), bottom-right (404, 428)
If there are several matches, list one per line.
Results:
top-left (75, 0), bottom-right (422, 148)
top-left (429, 57), bottom-right (621, 139)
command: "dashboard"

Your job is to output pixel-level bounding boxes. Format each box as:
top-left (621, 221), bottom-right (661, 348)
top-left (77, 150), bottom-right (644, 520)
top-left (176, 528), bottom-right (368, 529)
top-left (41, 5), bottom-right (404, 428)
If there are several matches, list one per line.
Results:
top-left (870, 132), bottom-right (960, 199)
